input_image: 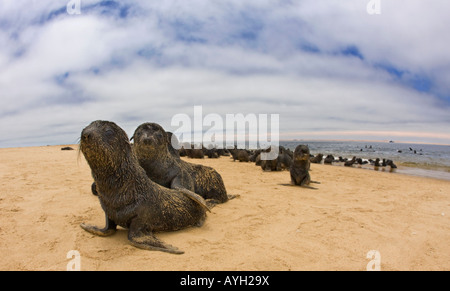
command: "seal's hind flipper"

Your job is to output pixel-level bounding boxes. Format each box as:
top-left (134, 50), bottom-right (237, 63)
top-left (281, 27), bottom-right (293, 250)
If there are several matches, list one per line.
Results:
top-left (129, 233), bottom-right (184, 255)
top-left (177, 188), bottom-right (211, 213)
top-left (227, 194), bottom-right (240, 200)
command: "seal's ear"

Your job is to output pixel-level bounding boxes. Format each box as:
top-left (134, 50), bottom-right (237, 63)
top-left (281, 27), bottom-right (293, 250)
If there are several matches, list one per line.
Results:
top-left (130, 135), bottom-right (134, 141)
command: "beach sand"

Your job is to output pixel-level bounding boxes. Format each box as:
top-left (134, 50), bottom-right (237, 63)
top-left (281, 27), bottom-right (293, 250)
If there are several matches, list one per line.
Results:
top-left (0, 145), bottom-right (449, 271)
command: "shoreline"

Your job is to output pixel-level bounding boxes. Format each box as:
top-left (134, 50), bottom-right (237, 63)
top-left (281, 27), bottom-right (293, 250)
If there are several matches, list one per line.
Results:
top-left (2, 144), bottom-right (449, 182)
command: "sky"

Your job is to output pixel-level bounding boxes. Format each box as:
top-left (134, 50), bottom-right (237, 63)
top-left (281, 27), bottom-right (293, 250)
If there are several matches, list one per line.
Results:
top-left (1, 0), bottom-right (450, 148)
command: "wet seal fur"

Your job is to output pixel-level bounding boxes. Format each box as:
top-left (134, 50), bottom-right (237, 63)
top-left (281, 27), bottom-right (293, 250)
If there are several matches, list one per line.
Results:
top-left (131, 123), bottom-right (234, 205)
top-left (79, 120), bottom-right (209, 255)
top-left (290, 145), bottom-right (320, 189)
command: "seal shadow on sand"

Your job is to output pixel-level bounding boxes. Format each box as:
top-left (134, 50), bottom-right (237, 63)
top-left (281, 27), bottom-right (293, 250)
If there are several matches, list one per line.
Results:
top-left (278, 181), bottom-right (320, 190)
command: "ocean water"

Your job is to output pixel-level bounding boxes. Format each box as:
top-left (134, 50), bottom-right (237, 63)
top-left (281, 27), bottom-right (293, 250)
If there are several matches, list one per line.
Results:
top-left (280, 141), bottom-right (450, 181)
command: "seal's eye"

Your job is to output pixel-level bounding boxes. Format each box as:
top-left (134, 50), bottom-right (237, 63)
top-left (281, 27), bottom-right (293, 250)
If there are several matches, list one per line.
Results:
top-left (105, 128), bottom-right (114, 137)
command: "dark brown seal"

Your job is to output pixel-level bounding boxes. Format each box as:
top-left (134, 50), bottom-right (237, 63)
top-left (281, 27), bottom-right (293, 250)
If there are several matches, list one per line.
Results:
top-left (290, 145), bottom-right (320, 188)
top-left (131, 123), bottom-right (233, 205)
top-left (344, 156), bottom-right (356, 167)
top-left (61, 146), bottom-right (74, 151)
top-left (310, 153), bottom-right (323, 164)
top-left (230, 148), bottom-right (250, 162)
top-left (260, 146), bottom-right (292, 171)
top-left (79, 120), bottom-right (209, 255)
top-left (324, 154), bottom-right (335, 164)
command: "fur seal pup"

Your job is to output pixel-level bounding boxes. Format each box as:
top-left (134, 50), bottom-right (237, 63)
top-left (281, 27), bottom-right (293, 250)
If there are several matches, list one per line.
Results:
top-left (79, 120), bottom-right (209, 255)
top-left (61, 146), bottom-right (74, 151)
top-left (374, 158), bottom-right (381, 167)
top-left (132, 123), bottom-right (232, 205)
top-left (386, 159), bottom-right (397, 169)
top-left (260, 146), bottom-right (292, 171)
top-left (186, 146), bottom-right (205, 159)
top-left (278, 147), bottom-right (293, 170)
top-left (290, 145), bottom-right (319, 188)
top-left (310, 154), bottom-right (323, 164)
top-left (205, 148), bottom-right (219, 159)
top-left (249, 149), bottom-right (262, 163)
top-left (230, 148), bottom-right (250, 162)
top-left (324, 154), bottom-right (334, 164)
top-left (344, 156), bottom-right (356, 167)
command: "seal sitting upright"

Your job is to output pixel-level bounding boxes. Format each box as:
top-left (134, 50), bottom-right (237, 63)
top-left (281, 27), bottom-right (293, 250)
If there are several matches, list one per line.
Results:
top-left (79, 120), bottom-right (209, 255)
top-left (290, 145), bottom-right (320, 188)
top-left (131, 122), bottom-right (233, 205)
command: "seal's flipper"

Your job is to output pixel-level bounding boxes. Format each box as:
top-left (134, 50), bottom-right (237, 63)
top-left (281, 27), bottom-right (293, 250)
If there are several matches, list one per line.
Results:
top-left (227, 194), bottom-right (240, 200)
top-left (80, 214), bottom-right (117, 237)
top-left (129, 233), bottom-right (184, 255)
top-left (206, 199), bottom-right (219, 209)
top-left (80, 223), bottom-right (117, 237)
top-left (177, 188), bottom-right (211, 213)
top-left (310, 180), bottom-right (321, 184)
top-left (170, 176), bottom-right (210, 211)
top-left (128, 222), bottom-right (184, 255)
top-left (91, 182), bottom-right (98, 196)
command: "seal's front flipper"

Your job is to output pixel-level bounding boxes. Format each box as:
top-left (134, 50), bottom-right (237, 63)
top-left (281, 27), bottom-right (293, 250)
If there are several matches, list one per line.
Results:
top-left (310, 180), bottom-right (321, 184)
top-left (91, 182), bottom-right (98, 196)
top-left (80, 215), bottom-right (117, 237)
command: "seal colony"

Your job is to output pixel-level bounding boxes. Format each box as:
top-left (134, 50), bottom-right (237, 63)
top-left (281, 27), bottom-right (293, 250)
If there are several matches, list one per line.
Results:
top-left (78, 120), bottom-right (402, 254)
top-left (79, 120), bottom-right (209, 255)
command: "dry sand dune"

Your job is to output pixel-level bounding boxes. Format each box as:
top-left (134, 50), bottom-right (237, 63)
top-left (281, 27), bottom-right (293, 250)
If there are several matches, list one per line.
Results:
top-left (0, 145), bottom-right (449, 271)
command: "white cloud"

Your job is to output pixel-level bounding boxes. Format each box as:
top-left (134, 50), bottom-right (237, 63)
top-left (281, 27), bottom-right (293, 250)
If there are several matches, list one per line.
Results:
top-left (0, 0), bottom-right (449, 147)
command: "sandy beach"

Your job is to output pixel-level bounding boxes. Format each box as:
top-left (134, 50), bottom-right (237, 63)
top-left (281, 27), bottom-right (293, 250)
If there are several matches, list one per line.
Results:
top-left (0, 145), bottom-right (449, 271)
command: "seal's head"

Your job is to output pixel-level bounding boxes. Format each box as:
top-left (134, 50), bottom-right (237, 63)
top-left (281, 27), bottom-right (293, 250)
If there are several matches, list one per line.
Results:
top-left (293, 145), bottom-right (310, 162)
top-left (80, 120), bottom-right (132, 171)
top-left (131, 123), bottom-right (169, 154)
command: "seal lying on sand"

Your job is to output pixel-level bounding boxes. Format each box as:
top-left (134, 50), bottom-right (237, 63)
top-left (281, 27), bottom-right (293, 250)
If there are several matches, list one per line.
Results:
top-left (324, 154), bottom-right (334, 164)
top-left (131, 122), bottom-right (233, 205)
top-left (79, 120), bottom-right (209, 255)
top-left (260, 146), bottom-right (293, 171)
top-left (290, 145), bottom-right (320, 189)
top-left (344, 156), bottom-right (357, 167)
top-left (230, 148), bottom-right (250, 162)
top-left (310, 153), bottom-right (323, 164)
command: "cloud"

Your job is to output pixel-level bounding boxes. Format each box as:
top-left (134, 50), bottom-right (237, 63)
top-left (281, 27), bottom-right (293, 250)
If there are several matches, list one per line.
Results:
top-left (0, 0), bottom-right (450, 147)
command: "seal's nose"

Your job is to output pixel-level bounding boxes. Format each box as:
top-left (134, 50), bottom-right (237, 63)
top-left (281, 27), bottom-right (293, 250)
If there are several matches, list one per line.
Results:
top-left (81, 128), bottom-right (94, 141)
